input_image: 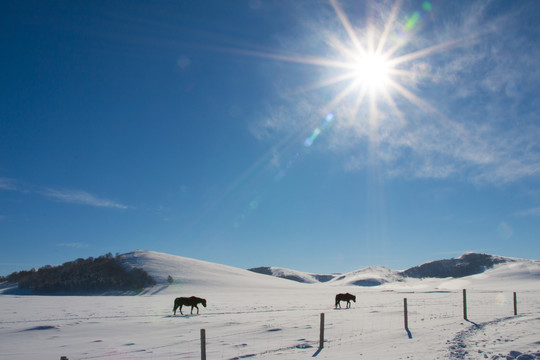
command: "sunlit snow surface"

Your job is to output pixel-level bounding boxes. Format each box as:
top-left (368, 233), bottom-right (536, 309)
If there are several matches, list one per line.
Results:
top-left (2, 250), bottom-right (540, 359)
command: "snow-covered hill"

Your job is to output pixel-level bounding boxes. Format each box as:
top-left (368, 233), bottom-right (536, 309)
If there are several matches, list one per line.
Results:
top-left (119, 250), bottom-right (305, 293)
top-left (249, 252), bottom-right (540, 289)
top-left (121, 251), bottom-right (407, 291)
top-left (3, 251), bottom-right (540, 296)
top-left (248, 265), bottom-right (405, 287)
top-left (329, 266), bottom-right (404, 286)
top-left (400, 252), bottom-right (511, 278)
top-left (119, 250), bottom-right (540, 293)
top-left (248, 266), bottom-right (336, 284)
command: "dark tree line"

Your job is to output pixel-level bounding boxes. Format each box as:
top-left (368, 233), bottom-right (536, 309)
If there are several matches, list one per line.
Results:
top-left (0, 253), bottom-right (155, 294)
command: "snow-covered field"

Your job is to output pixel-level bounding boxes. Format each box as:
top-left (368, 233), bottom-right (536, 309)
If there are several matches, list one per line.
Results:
top-left (2, 251), bottom-right (540, 360)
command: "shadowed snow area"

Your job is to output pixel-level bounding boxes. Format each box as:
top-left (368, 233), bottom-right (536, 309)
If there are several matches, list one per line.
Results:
top-left (2, 250), bottom-right (540, 359)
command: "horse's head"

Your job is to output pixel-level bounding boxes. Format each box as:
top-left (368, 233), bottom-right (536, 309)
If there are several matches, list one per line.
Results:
top-left (201, 299), bottom-right (207, 308)
top-left (352, 295), bottom-right (356, 302)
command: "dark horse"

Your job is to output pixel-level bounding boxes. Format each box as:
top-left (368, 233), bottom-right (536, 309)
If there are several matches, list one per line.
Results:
top-left (335, 293), bottom-right (356, 308)
top-left (173, 296), bottom-right (207, 315)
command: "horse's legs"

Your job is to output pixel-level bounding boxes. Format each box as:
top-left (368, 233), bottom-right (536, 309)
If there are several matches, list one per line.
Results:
top-left (195, 305), bottom-right (199, 314)
top-left (173, 303), bottom-right (178, 315)
top-left (179, 304), bottom-right (183, 315)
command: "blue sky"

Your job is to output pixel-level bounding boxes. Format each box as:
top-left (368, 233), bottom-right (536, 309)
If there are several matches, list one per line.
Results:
top-left (1, 0), bottom-right (540, 275)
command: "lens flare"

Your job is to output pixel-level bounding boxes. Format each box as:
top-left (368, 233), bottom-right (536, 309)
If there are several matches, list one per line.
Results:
top-left (325, 113), bottom-right (334, 122)
top-left (304, 113), bottom-right (335, 147)
top-left (405, 12), bottom-right (421, 31)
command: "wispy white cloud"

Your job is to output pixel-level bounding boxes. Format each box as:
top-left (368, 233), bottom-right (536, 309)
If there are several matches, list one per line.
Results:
top-left (40, 189), bottom-right (128, 209)
top-left (250, 0), bottom-right (540, 186)
top-left (0, 177), bottom-right (18, 191)
top-left (0, 177), bottom-right (128, 209)
top-left (514, 207), bottom-right (540, 217)
top-left (55, 242), bottom-right (89, 248)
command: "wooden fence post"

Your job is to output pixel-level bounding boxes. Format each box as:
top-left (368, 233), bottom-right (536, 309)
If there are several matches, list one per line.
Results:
top-left (319, 313), bottom-right (325, 349)
top-left (404, 298), bottom-right (409, 329)
top-left (463, 289), bottom-right (468, 320)
top-left (513, 292), bottom-right (517, 316)
top-left (200, 328), bottom-right (206, 360)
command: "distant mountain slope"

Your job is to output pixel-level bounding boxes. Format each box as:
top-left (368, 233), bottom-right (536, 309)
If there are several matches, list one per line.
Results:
top-left (248, 253), bottom-right (539, 287)
top-left (248, 265), bottom-right (404, 286)
top-left (399, 252), bottom-right (510, 279)
top-left (248, 267), bottom-right (336, 284)
top-left (330, 266), bottom-right (404, 286)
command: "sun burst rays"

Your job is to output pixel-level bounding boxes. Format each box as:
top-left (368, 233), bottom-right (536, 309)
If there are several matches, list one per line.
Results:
top-left (206, 0), bottom-right (471, 135)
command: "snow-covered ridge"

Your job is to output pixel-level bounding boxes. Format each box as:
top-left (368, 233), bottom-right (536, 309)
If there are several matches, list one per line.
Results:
top-left (400, 252), bottom-right (512, 279)
top-left (248, 265), bottom-right (405, 286)
top-left (248, 266), bottom-right (335, 284)
top-left (119, 250), bottom-right (304, 292)
top-left (4, 251), bottom-right (540, 296)
top-left (122, 250), bottom-right (540, 292)
top-left (248, 252), bottom-right (540, 287)
top-left (121, 251), bottom-right (408, 291)
top-left (330, 266), bottom-right (404, 286)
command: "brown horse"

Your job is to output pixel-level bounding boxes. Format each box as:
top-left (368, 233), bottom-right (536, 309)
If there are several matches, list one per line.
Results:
top-left (173, 296), bottom-right (207, 315)
top-left (335, 293), bottom-right (356, 308)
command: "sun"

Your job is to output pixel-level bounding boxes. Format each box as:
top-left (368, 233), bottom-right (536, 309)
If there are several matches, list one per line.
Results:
top-left (288, 0), bottom-right (466, 122)
top-left (223, 0), bottom-right (465, 128)
top-left (352, 53), bottom-right (391, 92)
